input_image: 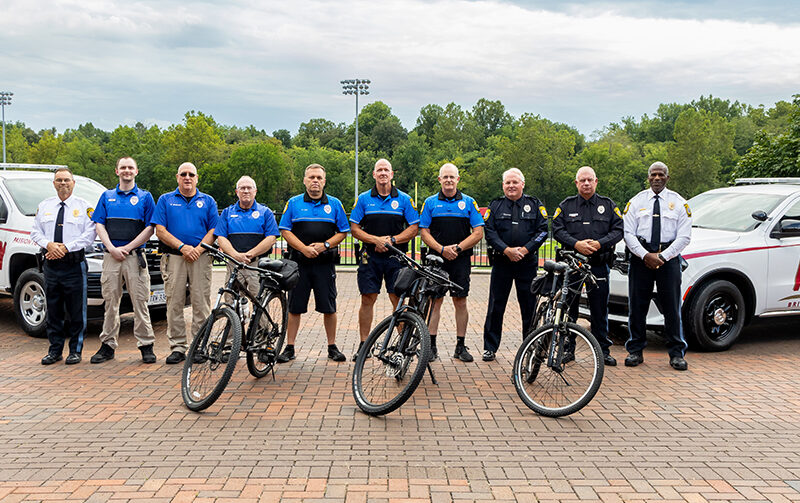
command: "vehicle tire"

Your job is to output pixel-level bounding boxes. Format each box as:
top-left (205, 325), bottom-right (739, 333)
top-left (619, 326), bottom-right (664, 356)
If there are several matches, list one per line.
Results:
top-left (685, 279), bottom-right (746, 351)
top-left (13, 269), bottom-right (48, 338)
top-left (181, 306), bottom-right (242, 411)
top-left (352, 311), bottom-right (431, 416)
top-left (246, 291), bottom-right (287, 378)
top-left (513, 322), bottom-right (604, 417)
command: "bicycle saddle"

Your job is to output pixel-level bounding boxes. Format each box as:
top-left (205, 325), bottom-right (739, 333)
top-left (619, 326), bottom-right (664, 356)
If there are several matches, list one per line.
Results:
top-left (543, 260), bottom-right (568, 273)
top-left (257, 258), bottom-right (283, 272)
top-left (425, 254), bottom-right (444, 267)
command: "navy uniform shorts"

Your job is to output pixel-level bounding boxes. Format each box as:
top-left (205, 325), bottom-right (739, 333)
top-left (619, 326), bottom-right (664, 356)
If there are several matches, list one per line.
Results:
top-left (435, 254), bottom-right (471, 298)
top-left (288, 261), bottom-right (337, 314)
top-left (357, 252), bottom-right (403, 295)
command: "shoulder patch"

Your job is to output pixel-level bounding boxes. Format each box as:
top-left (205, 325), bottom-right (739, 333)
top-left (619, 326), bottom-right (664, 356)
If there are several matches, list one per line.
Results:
top-left (614, 206), bottom-right (622, 218)
top-left (539, 205), bottom-right (547, 218)
top-left (283, 201), bottom-right (289, 213)
top-left (410, 197), bottom-right (417, 211)
top-left (553, 207), bottom-right (562, 219)
top-left (684, 203), bottom-right (692, 217)
top-left (472, 200), bottom-right (480, 212)
top-left (484, 208), bottom-right (491, 221)
top-left (623, 202), bottom-right (631, 215)
top-left (420, 201), bottom-right (427, 214)
top-left (87, 207), bottom-right (94, 218)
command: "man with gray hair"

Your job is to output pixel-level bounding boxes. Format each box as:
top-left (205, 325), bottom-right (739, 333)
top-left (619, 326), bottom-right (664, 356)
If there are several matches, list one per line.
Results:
top-left (623, 161), bottom-right (691, 371)
top-left (481, 167), bottom-right (548, 361)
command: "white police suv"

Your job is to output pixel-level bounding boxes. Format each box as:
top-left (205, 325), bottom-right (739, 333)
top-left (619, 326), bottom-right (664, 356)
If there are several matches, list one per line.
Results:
top-left (0, 166), bottom-right (167, 337)
top-left (599, 178), bottom-right (800, 351)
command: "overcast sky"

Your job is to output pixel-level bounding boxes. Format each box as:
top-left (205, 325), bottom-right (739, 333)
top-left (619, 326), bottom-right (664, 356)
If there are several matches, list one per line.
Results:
top-left (1, 0), bottom-right (798, 137)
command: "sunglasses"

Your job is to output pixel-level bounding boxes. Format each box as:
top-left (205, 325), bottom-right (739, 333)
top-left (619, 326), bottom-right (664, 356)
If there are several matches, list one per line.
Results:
top-left (179, 172), bottom-right (197, 178)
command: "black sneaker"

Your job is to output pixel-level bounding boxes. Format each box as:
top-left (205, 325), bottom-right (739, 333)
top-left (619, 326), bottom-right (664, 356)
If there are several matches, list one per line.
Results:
top-left (430, 344), bottom-right (439, 361)
top-left (90, 343), bottom-right (115, 364)
top-left (328, 345), bottom-right (346, 362)
top-left (140, 344), bottom-right (156, 364)
top-left (453, 345), bottom-right (474, 363)
top-left (351, 341), bottom-right (365, 362)
top-left (625, 352), bottom-right (644, 367)
top-left (276, 346), bottom-right (295, 363)
top-left (604, 354), bottom-right (617, 366)
top-left (670, 356), bottom-right (688, 371)
top-left (482, 350), bottom-right (496, 362)
top-left (165, 351), bottom-right (185, 364)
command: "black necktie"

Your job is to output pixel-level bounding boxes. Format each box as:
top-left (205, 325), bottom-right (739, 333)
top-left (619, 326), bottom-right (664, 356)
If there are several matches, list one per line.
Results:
top-left (511, 200), bottom-right (520, 245)
top-left (650, 195), bottom-right (660, 251)
top-left (54, 202), bottom-right (65, 243)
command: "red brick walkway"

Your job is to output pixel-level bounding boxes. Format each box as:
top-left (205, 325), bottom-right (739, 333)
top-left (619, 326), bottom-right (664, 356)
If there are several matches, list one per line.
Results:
top-left (1, 269), bottom-right (799, 502)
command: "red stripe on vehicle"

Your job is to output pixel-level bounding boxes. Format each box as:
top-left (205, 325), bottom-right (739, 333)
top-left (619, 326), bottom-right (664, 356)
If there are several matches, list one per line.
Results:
top-left (0, 227), bottom-right (31, 235)
top-left (683, 243), bottom-right (800, 260)
top-left (794, 260), bottom-right (800, 291)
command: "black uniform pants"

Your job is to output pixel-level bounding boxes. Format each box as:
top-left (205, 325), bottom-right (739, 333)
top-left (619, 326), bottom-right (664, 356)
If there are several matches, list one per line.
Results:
top-left (625, 255), bottom-right (687, 358)
top-left (566, 263), bottom-right (613, 355)
top-left (44, 260), bottom-right (88, 356)
top-left (482, 258), bottom-right (537, 352)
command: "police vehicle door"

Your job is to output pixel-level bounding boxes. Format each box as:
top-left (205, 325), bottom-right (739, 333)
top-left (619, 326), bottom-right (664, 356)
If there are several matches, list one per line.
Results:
top-left (766, 197), bottom-right (800, 313)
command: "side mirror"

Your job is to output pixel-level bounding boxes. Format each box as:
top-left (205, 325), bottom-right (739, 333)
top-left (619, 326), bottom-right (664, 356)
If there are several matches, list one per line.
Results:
top-left (770, 217), bottom-right (800, 238)
top-left (751, 210), bottom-right (767, 222)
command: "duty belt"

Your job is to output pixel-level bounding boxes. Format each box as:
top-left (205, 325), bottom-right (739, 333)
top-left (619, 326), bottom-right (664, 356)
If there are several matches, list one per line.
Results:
top-left (637, 237), bottom-right (673, 253)
top-left (45, 249), bottom-right (86, 265)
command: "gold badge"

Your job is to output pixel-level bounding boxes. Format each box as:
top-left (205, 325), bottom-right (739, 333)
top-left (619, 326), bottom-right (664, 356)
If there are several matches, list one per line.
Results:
top-left (87, 207), bottom-right (94, 218)
top-left (684, 203), bottom-right (692, 217)
top-left (623, 202), bottom-right (631, 214)
top-left (72, 209), bottom-right (80, 217)
top-left (539, 206), bottom-right (548, 218)
top-left (553, 207), bottom-right (562, 219)
top-left (614, 206), bottom-right (622, 218)
top-left (668, 202), bottom-right (675, 210)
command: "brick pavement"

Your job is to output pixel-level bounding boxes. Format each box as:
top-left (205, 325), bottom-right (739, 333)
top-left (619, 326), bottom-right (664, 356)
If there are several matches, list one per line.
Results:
top-left (1, 269), bottom-right (800, 502)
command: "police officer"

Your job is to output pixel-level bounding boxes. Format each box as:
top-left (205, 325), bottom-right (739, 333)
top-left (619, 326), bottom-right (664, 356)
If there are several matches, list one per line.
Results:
top-left (90, 156), bottom-right (158, 364)
top-left (152, 162), bottom-right (219, 364)
top-left (623, 161), bottom-right (691, 371)
top-left (31, 167), bottom-right (97, 365)
top-left (482, 168), bottom-right (548, 362)
top-left (419, 163), bottom-right (485, 362)
top-left (552, 166), bottom-right (624, 366)
top-left (350, 159), bottom-right (419, 360)
top-left (277, 164), bottom-right (350, 363)
top-left (215, 175), bottom-right (280, 299)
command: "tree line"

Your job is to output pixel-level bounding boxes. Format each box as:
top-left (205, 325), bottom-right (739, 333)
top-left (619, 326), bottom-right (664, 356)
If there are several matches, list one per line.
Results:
top-left (3, 94), bottom-right (798, 212)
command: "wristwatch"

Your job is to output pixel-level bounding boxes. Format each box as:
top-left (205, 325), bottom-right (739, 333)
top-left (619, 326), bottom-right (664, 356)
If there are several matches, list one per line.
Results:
top-left (455, 245), bottom-right (463, 253)
top-left (390, 236), bottom-right (397, 245)
top-left (324, 241), bottom-right (331, 250)
top-left (657, 253), bottom-right (666, 262)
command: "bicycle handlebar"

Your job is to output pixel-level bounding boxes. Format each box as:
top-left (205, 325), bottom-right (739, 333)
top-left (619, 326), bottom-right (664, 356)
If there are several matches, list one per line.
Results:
top-left (200, 242), bottom-right (283, 278)
top-left (383, 243), bottom-right (464, 292)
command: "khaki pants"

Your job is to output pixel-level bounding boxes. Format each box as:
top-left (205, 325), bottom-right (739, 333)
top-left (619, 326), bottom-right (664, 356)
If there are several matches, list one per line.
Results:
top-left (99, 253), bottom-right (155, 349)
top-left (160, 253), bottom-right (213, 353)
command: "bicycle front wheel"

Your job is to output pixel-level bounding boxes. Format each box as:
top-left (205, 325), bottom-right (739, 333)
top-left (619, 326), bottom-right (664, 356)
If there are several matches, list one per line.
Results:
top-left (246, 290), bottom-right (287, 378)
top-left (182, 306), bottom-right (243, 411)
top-left (352, 311), bottom-right (431, 416)
top-left (512, 322), bottom-right (603, 417)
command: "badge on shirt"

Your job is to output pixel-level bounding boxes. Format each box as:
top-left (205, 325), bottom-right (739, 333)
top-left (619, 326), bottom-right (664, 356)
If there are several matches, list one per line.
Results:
top-left (252, 210), bottom-right (260, 219)
top-left (523, 204), bottom-right (531, 213)
top-left (391, 200), bottom-right (399, 210)
top-left (196, 201), bottom-right (204, 208)
top-left (668, 202), bottom-right (675, 210)
top-left (324, 204), bottom-right (332, 214)
top-left (130, 196), bottom-right (139, 206)
top-left (458, 201), bottom-right (466, 210)
top-left (73, 209), bottom-right (80, 217)
top-left (623, 202), bottom-right (631, 215)
top-left (597, 205), bottom-right (605, 214)
top-left (539, 205), bottom-right (547, 218)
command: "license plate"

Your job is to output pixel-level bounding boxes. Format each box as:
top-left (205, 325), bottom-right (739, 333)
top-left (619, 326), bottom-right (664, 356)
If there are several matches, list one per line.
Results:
top-left (148, 289), bottom-right (167, 306)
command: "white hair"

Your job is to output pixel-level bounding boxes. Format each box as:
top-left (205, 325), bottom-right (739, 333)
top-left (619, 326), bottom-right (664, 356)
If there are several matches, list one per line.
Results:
top-left (575, 166), bottom-right (596, 181)
top-left (648, 161), bottom-right (669, 176)
top-left (502, 168), bottom-right (525, 183)
top-left (439, 163), bottom-right (459, 177)
top-left (236, 175), bottom-right (257, 190)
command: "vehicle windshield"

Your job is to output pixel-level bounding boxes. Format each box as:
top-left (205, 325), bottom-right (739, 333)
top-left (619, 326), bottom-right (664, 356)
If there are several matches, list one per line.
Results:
top-left (688, 191), bottom-right (785, 232)
top-left (4, 177), bottom-right (107, 216)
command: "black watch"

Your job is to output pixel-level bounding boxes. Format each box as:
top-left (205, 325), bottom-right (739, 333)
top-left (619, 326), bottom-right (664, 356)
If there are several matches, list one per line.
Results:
top-left (455, 245), bottom-right (463, 253)
top-left (657, 253), bottom-right (666, 262)
top-left (390, 236), bottom-right (397, 245)
top-left (324, 241), bottom-right (331, 250)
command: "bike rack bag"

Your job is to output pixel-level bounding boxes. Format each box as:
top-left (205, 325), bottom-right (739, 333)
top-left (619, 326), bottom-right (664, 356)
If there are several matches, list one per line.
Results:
top-left (393, 267), bottom-right (418, 296)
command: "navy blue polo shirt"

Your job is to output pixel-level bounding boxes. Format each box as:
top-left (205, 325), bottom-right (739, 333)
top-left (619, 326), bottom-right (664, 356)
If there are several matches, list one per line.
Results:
top-left (152, 189), bottom-right (219, 247)
top-left (279, 192), bottom-right (349, 245)
top-left (216, 201), bottom-right (279, 254)
top-left (419, 190), bottom-right (484, 255)
top-left (91, 184), bottom-right (156, 248)
top-left (350, 186), bottom-right (419, 253)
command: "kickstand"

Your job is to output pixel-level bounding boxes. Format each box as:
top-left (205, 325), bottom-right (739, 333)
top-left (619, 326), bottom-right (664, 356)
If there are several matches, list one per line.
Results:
top-left (426, 362), bottom-right (438, 385)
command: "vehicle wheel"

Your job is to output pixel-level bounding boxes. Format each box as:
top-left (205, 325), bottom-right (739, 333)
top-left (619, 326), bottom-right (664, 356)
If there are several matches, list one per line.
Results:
top-left (246, 291), bottom-right (287, 378)
top-left (181, 306), bottom-right (242, 411)
top-left (13, 269), bottom-right (48, 338)
top-left (352, 311), bottom-right (431, 416)
top-left (685, 279), bottom-right (746, 351)
top-left (513, 322), bottom-right (604, 417)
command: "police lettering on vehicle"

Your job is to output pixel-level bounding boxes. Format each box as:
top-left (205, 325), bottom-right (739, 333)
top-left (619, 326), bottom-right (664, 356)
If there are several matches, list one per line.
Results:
top-left (151, 189), bottom-right (219, 248)
top-left (350, 186), bottom-right (419, 253)
top-left (279, 192), bottom-right (349, 246)
top-left (419, 189), bottom-right (484, 255)
top-left (92, 184), bottom-right (156, 248)
top-left (216, 201), bottom-right (279, 256)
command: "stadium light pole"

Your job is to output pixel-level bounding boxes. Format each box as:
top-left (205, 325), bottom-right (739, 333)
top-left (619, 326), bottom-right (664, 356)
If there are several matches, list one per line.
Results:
top-left (0, 91), bottom-right (12, 164)
top-left (340, 79), bottom-right (370, 203)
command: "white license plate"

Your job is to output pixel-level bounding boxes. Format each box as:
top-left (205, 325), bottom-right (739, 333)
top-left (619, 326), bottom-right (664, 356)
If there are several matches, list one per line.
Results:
top-left (148, 289), bottom-right (167, 306)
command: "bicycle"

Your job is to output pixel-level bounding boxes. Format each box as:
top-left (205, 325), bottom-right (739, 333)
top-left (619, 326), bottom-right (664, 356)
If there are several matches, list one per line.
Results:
top-left (351, 244), bottom-right (463, 416)
top-left (512, 249), bottom-right (605, 417)
top-left (181, 243), bottom-right (296, 411)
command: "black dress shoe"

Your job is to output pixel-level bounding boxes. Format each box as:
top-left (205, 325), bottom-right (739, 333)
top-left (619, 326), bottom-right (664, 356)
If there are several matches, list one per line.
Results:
top-left (670, 356), bottom-right (688, 371)
top-left (604, 354), bottom-right (617, 366)
top-left (65, 353), bottom-right (82, 365)
top-left (90, 343), bottom-right (115, 364)
top-left (625, 352), bottom-right (644, 367)
top-left (140, 344), bottom-right (156, 364)
top-left (41, 353), bottom-right (62, 365)
top-left (165, 351), bottom-right (185, 364)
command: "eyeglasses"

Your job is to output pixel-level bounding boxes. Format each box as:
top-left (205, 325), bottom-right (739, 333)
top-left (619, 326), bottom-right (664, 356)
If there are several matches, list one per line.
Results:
top-left (179, 172), bottom-right (197, 178)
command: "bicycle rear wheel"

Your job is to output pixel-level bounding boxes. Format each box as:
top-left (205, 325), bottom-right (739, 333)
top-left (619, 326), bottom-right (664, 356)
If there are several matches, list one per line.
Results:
top-left (352, 311), bottom-right (431, 416)
top-left (246, 290), bottom-right (287, 378)
top-left (182, 306), bottom-right (242, 411)
top-left (512, 322), bottom-right (603, 417)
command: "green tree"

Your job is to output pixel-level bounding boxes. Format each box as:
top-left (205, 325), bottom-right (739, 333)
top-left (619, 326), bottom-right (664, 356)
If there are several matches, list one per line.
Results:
top-left (4, 125), bottom-right (30, 163)
top-left (272, 129), bottom-right (292, 148)
top-left (27, 131), bottom-right (64, 164)
top-left (162, 111), bottom-right (226, 168)
top-left (736, 95), bottom-right (800, 178)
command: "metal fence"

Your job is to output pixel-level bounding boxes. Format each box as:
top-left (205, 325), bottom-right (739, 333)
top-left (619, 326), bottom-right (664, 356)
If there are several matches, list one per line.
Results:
top-left (261, 214), bottom-right (557, 267)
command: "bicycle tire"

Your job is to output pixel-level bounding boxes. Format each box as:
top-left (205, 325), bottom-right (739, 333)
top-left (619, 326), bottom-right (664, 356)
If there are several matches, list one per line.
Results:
top-left (529, 299), bottom-right (550, 331)
top-left (512, 322), bottom-right (603, 417)
top-left (181, 306), bottom-right (243, 411)
top-left (352, 311), bottom-right (431, 416)
top-left (246, 290), bottom-right (287, 378)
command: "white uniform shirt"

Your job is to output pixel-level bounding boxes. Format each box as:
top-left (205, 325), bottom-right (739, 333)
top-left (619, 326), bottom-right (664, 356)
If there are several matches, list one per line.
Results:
top-left (31, 195), bottom-right (97, 252)
top-left (623, 187), bottom-right (691, 261)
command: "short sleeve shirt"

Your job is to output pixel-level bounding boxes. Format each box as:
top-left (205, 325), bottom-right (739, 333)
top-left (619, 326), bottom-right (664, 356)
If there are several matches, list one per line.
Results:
top-left (350, 186), bottom-right (419, 253)
top-left (151, 189), bottom-right (219, 247)
top-left (279, 192), bottom-right (349, 247)
top-left (215, 201), bottom-right (279, 254)
top-left (91, 184), bottom-right (156, 248)
top-left (419, 190), bottom-right (484, 254)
